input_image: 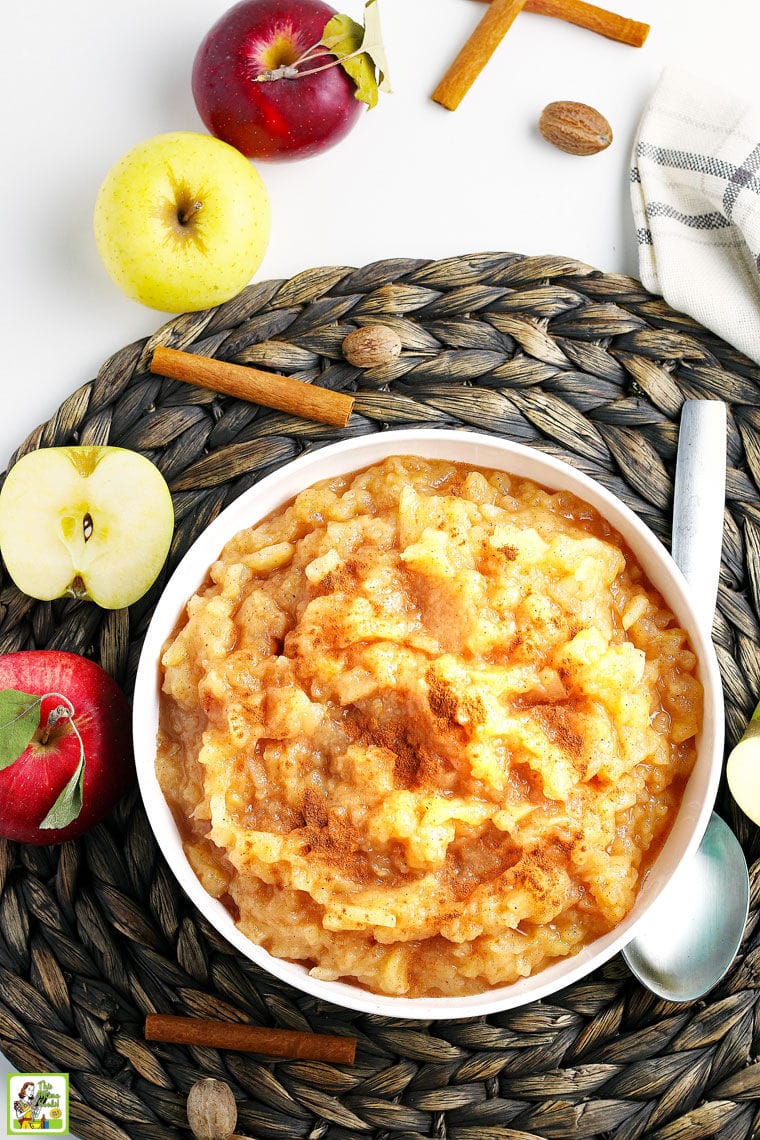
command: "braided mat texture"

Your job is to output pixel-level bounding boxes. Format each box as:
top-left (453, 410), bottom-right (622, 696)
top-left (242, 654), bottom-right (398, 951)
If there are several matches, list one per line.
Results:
top-left (2, 252), bottom-right (760, 1140)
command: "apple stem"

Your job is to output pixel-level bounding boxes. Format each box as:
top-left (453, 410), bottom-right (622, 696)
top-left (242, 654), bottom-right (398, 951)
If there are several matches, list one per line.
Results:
top-left (294, 50), bottom-right (363, 77)
top-left (38, 693), bottom-right (75, 746)
top-left (254, 65), bottom-right (300, 81)
top-left (178, 201), bottom-right (203, 225)
top-left (295, 41), bottom-right (333, 66)
top-left (69, 576), bottom-right (89, 599)
top-left (254, 42), bottom-right (357, 83)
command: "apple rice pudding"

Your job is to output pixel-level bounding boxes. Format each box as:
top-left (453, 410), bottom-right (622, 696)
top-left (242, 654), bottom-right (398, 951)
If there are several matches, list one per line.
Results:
top-left (155, 455), bottom-right (703, 998)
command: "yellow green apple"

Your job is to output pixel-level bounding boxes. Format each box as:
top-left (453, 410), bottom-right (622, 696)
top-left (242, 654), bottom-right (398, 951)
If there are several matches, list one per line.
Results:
top-left (0, 446), bottom-right (174, 609)
top-left (93, 131), bottom-right (271, 312)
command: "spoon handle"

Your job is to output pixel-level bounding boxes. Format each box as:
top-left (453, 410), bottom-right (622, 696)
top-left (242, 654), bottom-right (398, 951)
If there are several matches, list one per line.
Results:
top-left (671, 400), bottom-right (727, 631)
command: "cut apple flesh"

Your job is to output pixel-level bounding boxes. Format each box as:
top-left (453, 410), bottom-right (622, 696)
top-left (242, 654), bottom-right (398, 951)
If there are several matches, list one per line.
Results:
top-left (0, 446), bottom-right (174, 609)
top-left (727, 703), bottom-right (760, 826)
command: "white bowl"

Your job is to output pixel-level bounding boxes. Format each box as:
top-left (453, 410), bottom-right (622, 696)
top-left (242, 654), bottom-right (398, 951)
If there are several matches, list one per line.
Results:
top-left (133, 428), bottom-right (724, 1019)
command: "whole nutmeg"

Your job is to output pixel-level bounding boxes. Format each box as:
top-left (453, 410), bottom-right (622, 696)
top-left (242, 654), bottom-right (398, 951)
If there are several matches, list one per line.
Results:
top-left (342, 324), bottom-right (402, 368)
top-left (187, 1078), bottom-right (238, 1140)
top-left (538, 101), bottom-right (613, 156)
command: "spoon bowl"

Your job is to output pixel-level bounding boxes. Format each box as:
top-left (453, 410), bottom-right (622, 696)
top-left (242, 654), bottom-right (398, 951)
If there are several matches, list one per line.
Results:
top-left (622, 812), bottom-right (749, 1000)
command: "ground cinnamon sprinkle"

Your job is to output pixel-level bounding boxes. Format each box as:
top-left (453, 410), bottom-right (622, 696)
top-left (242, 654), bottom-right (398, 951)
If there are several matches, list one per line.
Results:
top-left (529, 702), bottom-right (584, 759)
top-left (301, 788), bottom-right (329, 829)
top-left (298, 790), bottom-right (372, 884)
top-left (426, 673), bottom-right (459, 724)
top-left (346, 704), bottom-right (450, 790)
top-left (513, 838), bottom-right (573, 886)
top-left (446, 833), bottom-right (522, 900)
top-left (318, 558), bottom-right (360, 596)
top-left (461, 693), bottom-right (488, 727)
top-left (426, 670), bottom-right (488, 729)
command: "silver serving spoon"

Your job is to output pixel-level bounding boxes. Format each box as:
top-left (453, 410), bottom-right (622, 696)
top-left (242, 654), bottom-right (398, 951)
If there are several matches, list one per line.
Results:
top-left (621, 400), bottom-right (750, 1001)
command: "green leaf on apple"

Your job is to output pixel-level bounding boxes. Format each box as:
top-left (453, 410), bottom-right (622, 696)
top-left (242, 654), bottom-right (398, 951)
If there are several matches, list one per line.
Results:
top-left (321, 0), bottom-right (391, 110)
top-left (0, 688), bottom-right (42, 769)
top-left (39, 745), bottom-right (85, 831)
top-left (0, 684), bottom-right (88, 830)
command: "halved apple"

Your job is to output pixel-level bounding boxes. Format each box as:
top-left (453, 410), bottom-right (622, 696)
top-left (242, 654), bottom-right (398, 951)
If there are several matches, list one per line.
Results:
top-left (0, 446), bottom-right (174, 609)
top-left (727, 700), bottom-right (760, 826)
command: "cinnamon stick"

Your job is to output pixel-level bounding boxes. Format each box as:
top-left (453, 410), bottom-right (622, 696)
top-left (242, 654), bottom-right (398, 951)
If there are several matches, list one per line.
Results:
top-left (145, 1014), bottom-right (357, 1064)
top-left (477, 0), bottom-right (650, 48)
top-left (432, 0), bottom-right (528, 111)
top-left (150, 345), bottom-right (354, 428)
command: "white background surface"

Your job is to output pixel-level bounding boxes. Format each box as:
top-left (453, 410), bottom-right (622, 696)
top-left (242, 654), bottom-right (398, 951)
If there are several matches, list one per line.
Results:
top-left (1, 0), bottom-right (759, 1134)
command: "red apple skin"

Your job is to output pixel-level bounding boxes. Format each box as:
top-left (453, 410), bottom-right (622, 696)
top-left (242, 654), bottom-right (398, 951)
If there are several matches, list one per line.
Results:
top-left (192, 0), bottom-right (363, 161)
top-left (0, 651), bottom-right (134, 845)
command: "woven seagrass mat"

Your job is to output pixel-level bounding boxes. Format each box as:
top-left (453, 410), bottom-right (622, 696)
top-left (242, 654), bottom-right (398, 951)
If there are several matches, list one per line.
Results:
top-left (2, 251), bottom-right (760, 1140)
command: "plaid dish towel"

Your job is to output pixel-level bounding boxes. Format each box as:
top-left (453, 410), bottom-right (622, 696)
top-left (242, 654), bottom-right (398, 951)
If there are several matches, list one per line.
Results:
top-left (631, 67), bottom-right (760, 364)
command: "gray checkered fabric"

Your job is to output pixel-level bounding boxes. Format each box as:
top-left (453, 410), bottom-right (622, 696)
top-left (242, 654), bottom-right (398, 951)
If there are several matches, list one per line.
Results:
top-left (631, 67), bottom-right (760, 364)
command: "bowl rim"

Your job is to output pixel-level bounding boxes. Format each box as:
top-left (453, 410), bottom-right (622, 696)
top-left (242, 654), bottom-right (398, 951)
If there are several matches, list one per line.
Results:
top-left (133, 427), bottom-right (724, 1019)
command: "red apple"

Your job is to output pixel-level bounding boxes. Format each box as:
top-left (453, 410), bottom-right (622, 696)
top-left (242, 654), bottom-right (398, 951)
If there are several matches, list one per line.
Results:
top-left (192, 0), bottom-right (363, 161)
top-left (0, 651), bottom-right (134, 845)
